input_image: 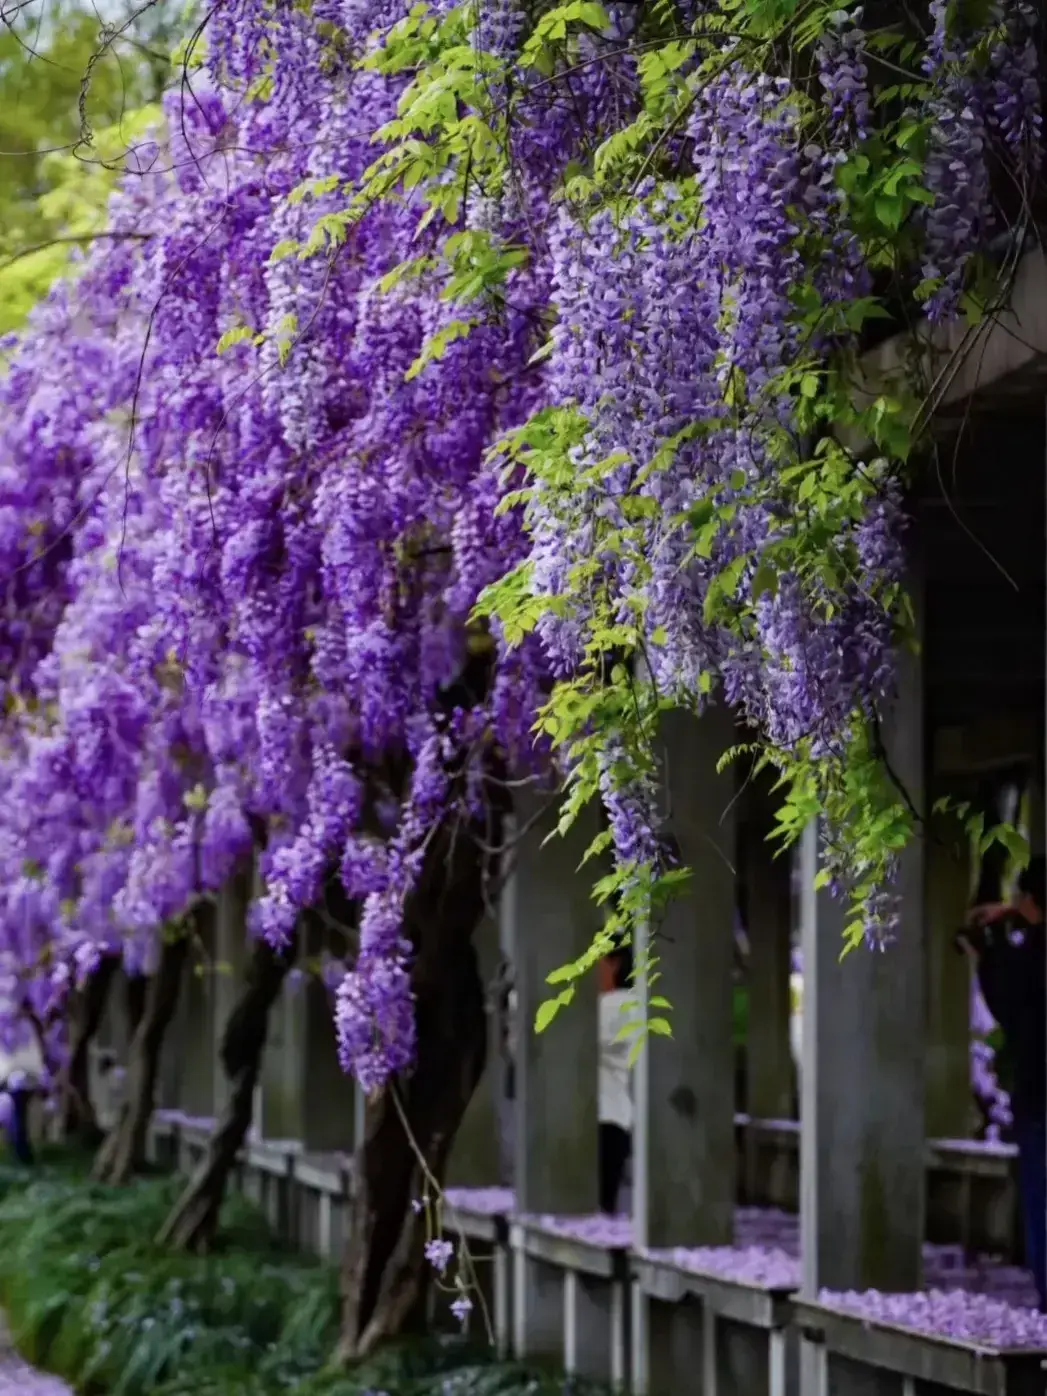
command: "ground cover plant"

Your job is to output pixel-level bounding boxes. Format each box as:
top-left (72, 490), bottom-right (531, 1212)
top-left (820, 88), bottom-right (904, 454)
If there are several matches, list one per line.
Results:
top-left (0, 1156), bottom-right (586, 1396)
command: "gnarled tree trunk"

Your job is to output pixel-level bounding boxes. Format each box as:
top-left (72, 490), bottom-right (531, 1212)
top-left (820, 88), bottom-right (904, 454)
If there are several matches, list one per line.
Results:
top-left (60, 953), bottom-right (120, 1143)
top-left (93, 933), bottom-right (190, 1184)
top-left (125, 971), bottom-right (148, 1037)
top-left (336, 810), bottom-right (495, 1362)
top-left (157, 930), bottom-right (298, 1251)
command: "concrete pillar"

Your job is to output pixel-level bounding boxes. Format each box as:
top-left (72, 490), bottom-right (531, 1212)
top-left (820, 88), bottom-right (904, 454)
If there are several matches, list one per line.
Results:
top-left (632, 707), bottom-right (737, 1396)
top-left (261, 965), bottom-right (357, 1152)
top-left (175, 921), bottom-right (217, 1119)
top-left (799, 578), bottom-right (925, 1390)
top-left (512, 795), bottom-right (602, 1361)
top-left (924, 809), bottom-right (973, 1140)
top-left (447, 911), bottom-right (502, 1187)
top-left (635, 706), bottom-right (738, 1250)
top-left (744, 809), bottom-right (794, 1123)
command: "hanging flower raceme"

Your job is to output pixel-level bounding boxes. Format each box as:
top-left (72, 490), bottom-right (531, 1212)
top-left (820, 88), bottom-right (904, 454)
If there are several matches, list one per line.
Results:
top-left (0, 0), bottom-right (1040, 1089)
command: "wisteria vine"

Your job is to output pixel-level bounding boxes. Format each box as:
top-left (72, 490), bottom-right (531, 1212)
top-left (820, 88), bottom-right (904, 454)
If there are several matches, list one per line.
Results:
top-left (0, 0), bottom-right (1041, 1099)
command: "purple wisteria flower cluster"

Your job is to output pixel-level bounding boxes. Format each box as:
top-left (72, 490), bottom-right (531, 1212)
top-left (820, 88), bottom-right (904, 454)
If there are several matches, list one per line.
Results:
top-left (0, 0), bottom-right (1039, 1094)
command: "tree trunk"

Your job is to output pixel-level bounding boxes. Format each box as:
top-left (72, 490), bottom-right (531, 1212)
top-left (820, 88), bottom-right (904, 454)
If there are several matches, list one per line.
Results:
top-left (60, 954), bottom-right (120, 1144)
top-left (93, 934), bottom-right (190, 1184)
top-left (125, 972), bottom-right (148, 1037)
top-left (157, 931), bottom-right (298, 1252)
top-left (336, 812), bottom-right (494, 1362)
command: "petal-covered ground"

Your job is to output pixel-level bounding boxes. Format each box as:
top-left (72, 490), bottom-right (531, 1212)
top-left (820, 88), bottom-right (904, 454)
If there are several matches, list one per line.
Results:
top-left (0, 1350), bottom-right (72, 1395)
top-left (0, 1317), bottom-right (71, 1395)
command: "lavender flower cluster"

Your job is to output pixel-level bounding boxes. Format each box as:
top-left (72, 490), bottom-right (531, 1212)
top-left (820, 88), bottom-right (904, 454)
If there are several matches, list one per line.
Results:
top-left (0, 0), bottom-right (1038, 1095)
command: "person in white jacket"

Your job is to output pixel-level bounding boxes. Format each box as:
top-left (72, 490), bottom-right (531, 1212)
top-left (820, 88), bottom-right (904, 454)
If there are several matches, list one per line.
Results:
top-left (598, 942), bottom-right (634, 1214)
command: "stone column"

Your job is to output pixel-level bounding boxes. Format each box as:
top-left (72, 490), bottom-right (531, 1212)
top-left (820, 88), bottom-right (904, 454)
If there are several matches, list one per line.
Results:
top-left (632, 706), bottom-right (737, 1395)
top-left (925, 809), bottom-right (973, 1141)
top-left (512, 794), bottom-right (602, 1361)
top-left (447, 911), bottom-right (502, 1186)
top-left (799, 578), bottom-right (925, 1391)
top-left (175, 925), bottom-right (218, 1120)
top-left (261, 964), bottom-right (356, 1153)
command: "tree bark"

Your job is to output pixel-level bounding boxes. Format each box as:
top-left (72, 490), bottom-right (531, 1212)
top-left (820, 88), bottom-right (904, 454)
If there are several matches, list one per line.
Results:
top-left (93, 933), bottom-right (190, 1184)
top-left (60, 953), bottom-right (120, 1144)
top-left (336, 808), bottom-right (495, 1362)
top-left (125, 971), bottom-right (148, 1037)
top-left (157, 930), bottom-right (298, 1252)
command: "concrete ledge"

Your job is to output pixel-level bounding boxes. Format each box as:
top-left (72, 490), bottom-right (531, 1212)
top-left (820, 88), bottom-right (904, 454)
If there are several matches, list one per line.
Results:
top-left (634, 1255), bottom-right (794, 1331)
top-left (511, 1219), bottom-right (625, 1280)
top-left (793, 1299), bottom-right (1047, 1395)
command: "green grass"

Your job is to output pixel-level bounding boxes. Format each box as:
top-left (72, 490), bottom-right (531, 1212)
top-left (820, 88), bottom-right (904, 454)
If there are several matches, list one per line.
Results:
top-left (0, 1149), bottom-right (598, 1396)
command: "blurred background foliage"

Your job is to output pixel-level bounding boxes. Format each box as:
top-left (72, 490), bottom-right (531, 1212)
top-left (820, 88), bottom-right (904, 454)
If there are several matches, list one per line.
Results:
top-left (0, 0), bottom-right (184, 330)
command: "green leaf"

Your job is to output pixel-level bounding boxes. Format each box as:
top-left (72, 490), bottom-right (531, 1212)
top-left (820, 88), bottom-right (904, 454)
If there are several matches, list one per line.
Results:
top-left (268, 238), bottom-right (300, 264)
top-left (534, 997), bottom-right (560, 1033)
top-left (874, 195), bottom-right (904, 230)
top-left (215, 325), bottom-right (256, 355)
top-left (751, 562), bottom-right (778, 601)
top-left (404, 317), bottom-right (478, 381)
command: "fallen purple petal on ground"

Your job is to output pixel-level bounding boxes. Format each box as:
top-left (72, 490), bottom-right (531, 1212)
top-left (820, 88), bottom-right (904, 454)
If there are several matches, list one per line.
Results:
top-left (0, 1347), bottom-right (74, 1394)
top-left (658, 1244), bottom-right (801, 1289)
top-left (442, 1192), bottom-right (1046, 1335)
top-left (443, 1186), bottom-right (515, 1216)
top-left (819, 1287), bottom-right (1047, 1348)
top-left (518, 1212), bottom-right (632, 1247)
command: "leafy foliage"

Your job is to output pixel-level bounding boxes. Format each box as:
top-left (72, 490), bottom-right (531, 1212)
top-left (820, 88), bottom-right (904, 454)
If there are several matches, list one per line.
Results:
top-left (0, 1159), bottom-right (603, 1396)
top-left (329, 0), bottom-right (1043, 996)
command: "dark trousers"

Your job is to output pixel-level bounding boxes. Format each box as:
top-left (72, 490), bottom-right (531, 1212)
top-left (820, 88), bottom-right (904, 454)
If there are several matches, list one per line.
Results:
top-left (599, 1122), bottom-right (630, 1215)
top-left (1014, 1111), bottom-right (1047, 1311)
top-left (4, 1088), bottom-right (33, 1165)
